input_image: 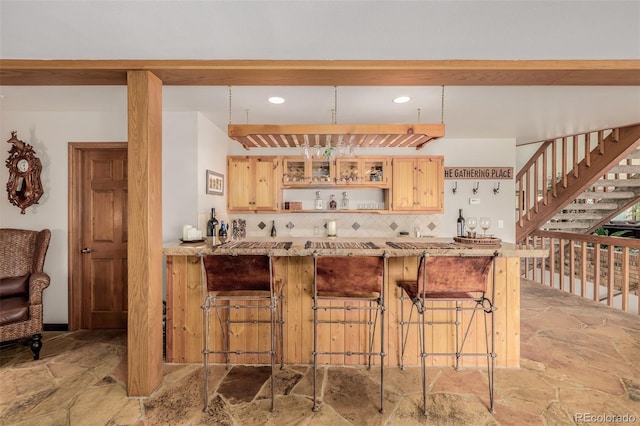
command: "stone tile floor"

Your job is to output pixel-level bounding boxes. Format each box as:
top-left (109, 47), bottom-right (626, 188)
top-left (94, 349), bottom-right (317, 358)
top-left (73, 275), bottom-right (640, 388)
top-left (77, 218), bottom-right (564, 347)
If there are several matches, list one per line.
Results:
top-left (1, 280), bottom-right (639, 425)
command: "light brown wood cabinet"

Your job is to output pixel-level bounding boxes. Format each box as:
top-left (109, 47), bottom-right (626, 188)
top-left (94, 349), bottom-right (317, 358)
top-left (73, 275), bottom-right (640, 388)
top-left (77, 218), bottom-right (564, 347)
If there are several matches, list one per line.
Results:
top-left (392, 156), bottom-right (444, 212)
top-left (282, 157), bottom-right (334, 186)
top-left (227, 156), bottom-right (280, 212)
top-left (335, 157), bottom-right (390, 188)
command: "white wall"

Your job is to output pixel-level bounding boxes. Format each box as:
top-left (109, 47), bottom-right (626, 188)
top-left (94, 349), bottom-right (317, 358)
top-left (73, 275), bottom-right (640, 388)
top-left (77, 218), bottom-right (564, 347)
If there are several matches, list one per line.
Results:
top-left (0, 109), bottom-right (229, 324)
top-left (195, 113), bottom-right (232, 235)
top-left (162, 112), bottom-right (198, 242)
top-left (0, 110), bottom-right (128, 323)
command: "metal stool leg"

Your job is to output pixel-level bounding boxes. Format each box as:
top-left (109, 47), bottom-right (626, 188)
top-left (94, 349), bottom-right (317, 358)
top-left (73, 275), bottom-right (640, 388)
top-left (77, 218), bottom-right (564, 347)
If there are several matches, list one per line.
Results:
top-left (312, 306), bottom-right (320, 411)
top-left (418, 302), bottom-right (427, 416)
top-left (279, 291), bottom-right (285, 369)
top-left (270, 293), bottom-right (276, 412)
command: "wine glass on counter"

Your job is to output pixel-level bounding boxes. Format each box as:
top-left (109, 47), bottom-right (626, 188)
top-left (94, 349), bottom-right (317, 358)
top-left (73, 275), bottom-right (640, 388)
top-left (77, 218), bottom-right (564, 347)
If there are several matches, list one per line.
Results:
top-left (479, 217), bottom-right (491, 237)
top-left (467, 217), bottom-right (478, 238)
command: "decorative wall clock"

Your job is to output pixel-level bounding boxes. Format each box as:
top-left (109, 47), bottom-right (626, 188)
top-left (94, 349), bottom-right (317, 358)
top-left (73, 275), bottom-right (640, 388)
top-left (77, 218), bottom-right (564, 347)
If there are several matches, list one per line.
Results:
top-left (5, 131), bottom-right (44, 214)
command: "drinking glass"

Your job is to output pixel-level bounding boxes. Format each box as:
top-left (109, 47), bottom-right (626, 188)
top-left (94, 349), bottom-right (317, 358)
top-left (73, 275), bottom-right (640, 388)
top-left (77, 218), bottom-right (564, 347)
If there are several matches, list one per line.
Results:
top-left (302, 140), bottom-right (311, 160)
top-left (467, 217), bottom-right (478, 237)
top-left (479, 217), bottom-right (491, 237)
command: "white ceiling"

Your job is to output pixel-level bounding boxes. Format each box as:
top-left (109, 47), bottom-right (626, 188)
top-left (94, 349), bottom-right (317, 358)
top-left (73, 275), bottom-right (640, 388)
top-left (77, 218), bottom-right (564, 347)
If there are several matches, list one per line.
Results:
top-left (1, 85), bottom-right (638, 145)
top-left (1, 1), bottom-right (639, 145)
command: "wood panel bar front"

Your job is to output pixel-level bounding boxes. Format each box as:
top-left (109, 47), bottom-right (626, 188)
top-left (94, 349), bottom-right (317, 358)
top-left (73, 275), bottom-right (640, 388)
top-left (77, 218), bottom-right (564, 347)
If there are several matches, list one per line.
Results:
top-left (165, 249), bottom-right (526, 368)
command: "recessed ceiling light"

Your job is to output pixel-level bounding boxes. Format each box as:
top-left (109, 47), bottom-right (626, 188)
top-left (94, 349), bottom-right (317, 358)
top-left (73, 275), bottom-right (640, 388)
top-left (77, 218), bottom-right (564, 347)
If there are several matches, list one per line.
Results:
top-left (393, 96), bottom-right (411, 104)
top-left (268, 96), bottom-right (285, 104)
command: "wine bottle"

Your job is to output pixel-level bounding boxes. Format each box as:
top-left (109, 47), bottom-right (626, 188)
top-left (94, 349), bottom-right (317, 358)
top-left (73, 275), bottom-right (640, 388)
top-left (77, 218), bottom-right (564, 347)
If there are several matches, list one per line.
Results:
top-left (457, 209), bottom-right (466, 237)
top-left (206, 208), bottom-right (218, 237)
top-left (218, 220), bottom-right (228, 243)
top-left (270, 220), bottom-right (277, 237)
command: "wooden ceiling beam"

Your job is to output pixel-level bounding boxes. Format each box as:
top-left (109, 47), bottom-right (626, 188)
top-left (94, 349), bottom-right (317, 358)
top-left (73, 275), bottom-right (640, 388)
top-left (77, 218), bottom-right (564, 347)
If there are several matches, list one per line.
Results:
top-left (1, 59), bottom-right (639, 86)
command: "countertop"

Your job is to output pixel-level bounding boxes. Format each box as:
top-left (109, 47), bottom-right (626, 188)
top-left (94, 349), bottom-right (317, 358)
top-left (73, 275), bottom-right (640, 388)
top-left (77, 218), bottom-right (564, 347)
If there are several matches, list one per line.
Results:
top-left (163, 237), bottom-right (548, 258)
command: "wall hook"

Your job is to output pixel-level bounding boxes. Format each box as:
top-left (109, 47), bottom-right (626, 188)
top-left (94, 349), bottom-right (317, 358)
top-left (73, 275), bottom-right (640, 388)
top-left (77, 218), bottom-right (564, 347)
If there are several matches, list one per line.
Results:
top-left (472, 182), bottom-right (479, 194)
top-left (452, 182), bottom-right (457, 194)
top-left (493, 182), bottom-right (500, 195)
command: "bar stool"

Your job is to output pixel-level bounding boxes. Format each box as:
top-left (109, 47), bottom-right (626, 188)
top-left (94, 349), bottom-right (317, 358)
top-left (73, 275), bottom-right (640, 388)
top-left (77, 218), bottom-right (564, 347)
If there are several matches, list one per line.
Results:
top-left (397, 253), bottom-right (498, 415)
top-left (200, 254), bottom-right (283, 412)
top-left (312, 253), bottom-right (388, 413)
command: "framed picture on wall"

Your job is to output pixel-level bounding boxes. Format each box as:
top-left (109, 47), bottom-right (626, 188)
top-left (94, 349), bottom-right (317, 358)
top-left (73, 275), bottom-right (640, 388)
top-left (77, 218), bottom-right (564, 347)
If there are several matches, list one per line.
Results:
top-left (206, 170), bottom-right (224, 195)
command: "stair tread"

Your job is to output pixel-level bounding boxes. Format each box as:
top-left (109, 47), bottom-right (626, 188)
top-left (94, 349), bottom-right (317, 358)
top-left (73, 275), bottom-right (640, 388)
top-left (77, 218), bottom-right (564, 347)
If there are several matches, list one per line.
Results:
top-left (565, 203), bottom-right (619, 209)
top-left (608, 164), bottom-right (640, 174)
top-left (595, 179), bottom-right (640, 187)
top-left (576, 192), bottom-right (635, 199)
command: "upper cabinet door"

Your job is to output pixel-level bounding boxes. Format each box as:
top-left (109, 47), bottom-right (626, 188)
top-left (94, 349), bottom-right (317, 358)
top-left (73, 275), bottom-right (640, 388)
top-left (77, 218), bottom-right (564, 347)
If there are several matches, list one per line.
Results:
top-left (253, 158), bottom-right (279, 211)
top-left (228, 156), bottom-right (279, 212)
top-left (227, 157), bottom-right (253, 210)
top-left (415, 157), bottom-right (444, 212)
top-left (392, 156), bottom-right (444, 212)
top-left (282, 157), bottom-right (334, 187)
top-left (391, 158), bottom-right (417, 210)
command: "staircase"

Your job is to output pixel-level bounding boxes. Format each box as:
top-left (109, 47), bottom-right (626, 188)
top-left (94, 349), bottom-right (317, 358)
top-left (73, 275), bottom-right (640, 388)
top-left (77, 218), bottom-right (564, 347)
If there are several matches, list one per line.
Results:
top-left (516, 123), bottom-right (640, 243)
top-left (543, 150), bottom-right (640, 233)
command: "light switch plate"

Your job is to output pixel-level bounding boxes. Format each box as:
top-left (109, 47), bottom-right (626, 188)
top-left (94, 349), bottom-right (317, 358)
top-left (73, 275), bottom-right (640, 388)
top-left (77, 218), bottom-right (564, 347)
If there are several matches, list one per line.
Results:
top-left (469, 197), bottom-right (481, 205)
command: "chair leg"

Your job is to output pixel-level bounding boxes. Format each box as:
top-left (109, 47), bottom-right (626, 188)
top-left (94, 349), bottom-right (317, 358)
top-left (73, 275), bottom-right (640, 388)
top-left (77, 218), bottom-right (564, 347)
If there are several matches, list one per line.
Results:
top-left (379, 299), bottom-right (385, 414)
top-left (484, 306), bottom-right (496, 413)
top-left (270, 298), bottom-right (276, 412)
top-left (399, 302), bottom-right (416, 371)
top-left (279, 293), bottom-right (285, 369)
top-left (454, 302), bottom-right (461, 371)
top-left (31, 334), bottom-right (42, 360)
top-left (312, 296), bottom-right (319, 412)
top-left (418, 304), bottom-right (427, 416)
top-left (202, 304), bottom-right (211, 411)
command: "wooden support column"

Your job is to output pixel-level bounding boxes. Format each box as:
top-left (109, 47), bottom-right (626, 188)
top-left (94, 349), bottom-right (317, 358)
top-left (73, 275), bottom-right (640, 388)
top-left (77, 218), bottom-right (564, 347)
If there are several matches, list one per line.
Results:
top-left (127, 70), bottom-right (163, 396)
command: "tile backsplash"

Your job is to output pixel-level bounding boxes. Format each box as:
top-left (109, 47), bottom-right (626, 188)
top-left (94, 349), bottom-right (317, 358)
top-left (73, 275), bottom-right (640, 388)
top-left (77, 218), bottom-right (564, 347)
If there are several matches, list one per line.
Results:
top-left (229, 213), bottom-right (441, 238)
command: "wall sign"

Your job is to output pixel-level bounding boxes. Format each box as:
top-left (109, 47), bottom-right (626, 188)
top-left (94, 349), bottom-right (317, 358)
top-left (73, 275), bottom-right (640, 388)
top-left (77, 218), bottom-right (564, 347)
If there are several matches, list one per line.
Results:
top-left (444, 167), bottom-right (513, 180)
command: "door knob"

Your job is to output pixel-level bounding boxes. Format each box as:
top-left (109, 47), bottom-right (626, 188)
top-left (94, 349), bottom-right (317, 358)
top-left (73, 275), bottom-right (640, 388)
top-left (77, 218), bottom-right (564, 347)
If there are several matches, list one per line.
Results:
top-left (81, 247), bottom-right (92, 253)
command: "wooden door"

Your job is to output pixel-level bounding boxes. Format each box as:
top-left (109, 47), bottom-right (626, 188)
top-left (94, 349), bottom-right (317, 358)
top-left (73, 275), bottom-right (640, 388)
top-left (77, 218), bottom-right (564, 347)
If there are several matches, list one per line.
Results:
top-left (78, 147), bottom-right (128, 329)
top-left (254, 158), bottom-right (278, 211)
top-left (416, 157), bottom-right (444, 212)
top-left (227, 157), bottom-right (253, 211)
top-left (392, 158), bottom-right (417, 210)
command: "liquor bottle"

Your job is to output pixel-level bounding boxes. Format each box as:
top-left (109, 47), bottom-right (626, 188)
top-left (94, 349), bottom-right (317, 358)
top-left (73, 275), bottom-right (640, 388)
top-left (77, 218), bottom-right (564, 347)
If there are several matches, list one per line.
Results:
top-left (218, 220), bottom-right (228, 243)
top-left (340, 191), bottom-right (349, 210)
top-left (329, 194), bottom-right (337, 210)
top-left (270, 220), bottom-right (277, 237)
top-left (206, 208), bottom-right (218, 237)
top-left (457, 209), bottom-right (466, 237)
top-left (314, 191), bottom-right (324, 210)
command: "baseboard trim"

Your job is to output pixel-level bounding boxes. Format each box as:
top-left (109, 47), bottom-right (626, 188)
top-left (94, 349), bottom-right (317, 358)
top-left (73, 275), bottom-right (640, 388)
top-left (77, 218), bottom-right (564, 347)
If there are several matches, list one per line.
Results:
top-left (43, 324), bottom-right (69, 331)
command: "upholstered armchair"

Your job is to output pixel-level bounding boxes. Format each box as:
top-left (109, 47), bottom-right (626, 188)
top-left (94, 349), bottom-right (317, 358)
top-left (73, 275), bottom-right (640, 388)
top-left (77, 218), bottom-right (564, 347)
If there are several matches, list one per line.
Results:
top-left (0, 228), bottom-right (51, 360)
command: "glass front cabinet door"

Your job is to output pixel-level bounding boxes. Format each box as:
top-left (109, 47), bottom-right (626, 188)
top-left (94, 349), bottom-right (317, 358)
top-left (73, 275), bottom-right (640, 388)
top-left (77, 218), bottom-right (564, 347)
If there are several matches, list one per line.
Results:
top-left (283, 157), bottom-right (334, 186)
top-left (335, 157), bottom-right (390, 187)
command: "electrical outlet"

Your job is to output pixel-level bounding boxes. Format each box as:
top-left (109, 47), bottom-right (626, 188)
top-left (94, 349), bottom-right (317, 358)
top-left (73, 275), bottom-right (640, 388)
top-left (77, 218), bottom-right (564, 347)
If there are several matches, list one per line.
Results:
top-left (497, 219), bottom-right (504, 229)
top-left (469, 197), bottom-right (480, 205)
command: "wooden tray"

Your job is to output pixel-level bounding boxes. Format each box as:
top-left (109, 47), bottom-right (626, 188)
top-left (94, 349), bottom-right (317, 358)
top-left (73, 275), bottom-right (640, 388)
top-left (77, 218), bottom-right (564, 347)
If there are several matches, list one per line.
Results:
top-left (453, 236), bottom-right (502, 246)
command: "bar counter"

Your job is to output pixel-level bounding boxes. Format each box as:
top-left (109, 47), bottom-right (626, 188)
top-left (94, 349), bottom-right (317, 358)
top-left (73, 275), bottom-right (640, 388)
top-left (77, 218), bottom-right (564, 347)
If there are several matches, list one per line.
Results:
top-left (164, 237), bottom-right (547, 368)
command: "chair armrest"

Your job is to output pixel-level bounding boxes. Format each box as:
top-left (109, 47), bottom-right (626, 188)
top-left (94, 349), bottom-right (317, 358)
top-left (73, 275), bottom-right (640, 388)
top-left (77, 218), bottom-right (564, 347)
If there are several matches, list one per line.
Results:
top-left (29, 272), bottom-right (51, 304)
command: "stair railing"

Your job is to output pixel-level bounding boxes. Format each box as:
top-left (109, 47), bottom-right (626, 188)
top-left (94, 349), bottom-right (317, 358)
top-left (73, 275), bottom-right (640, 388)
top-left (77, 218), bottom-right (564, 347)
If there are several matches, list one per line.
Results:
top-left (521, 230), bottom-right (639, 315)
top-left (516, 125), bottom-right (640, 242)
